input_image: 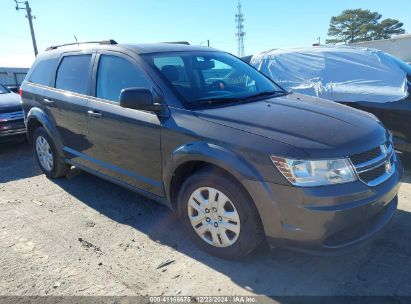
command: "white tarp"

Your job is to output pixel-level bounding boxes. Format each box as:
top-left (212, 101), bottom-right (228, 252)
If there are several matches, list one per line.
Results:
top-left (250, 46), bottom-right (409, 103)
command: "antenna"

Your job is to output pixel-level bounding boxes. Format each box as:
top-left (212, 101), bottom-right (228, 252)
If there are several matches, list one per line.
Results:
top-left (235, 0), bottom-right (245, 57)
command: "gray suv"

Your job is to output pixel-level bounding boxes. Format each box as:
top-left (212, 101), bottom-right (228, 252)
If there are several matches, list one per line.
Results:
top-left (21, 40), bottom-right (403, 258)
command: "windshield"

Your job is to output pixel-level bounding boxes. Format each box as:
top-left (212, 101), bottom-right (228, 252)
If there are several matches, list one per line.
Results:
top-left (0, 84), bottom-right (10, 94)
top-left (143, 51), bottom-right (285, 106)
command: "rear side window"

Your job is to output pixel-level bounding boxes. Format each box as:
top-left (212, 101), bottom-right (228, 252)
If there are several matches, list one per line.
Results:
top-left (55, 55), bottom-right (91, 95)
top-left (29, 58), bottom-right (58, 86)
top-left (96, 55), bottom-right (151, 102)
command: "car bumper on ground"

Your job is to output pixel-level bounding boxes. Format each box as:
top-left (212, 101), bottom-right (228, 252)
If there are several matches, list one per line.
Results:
top-left (244, 157), bottom-right (404, 255)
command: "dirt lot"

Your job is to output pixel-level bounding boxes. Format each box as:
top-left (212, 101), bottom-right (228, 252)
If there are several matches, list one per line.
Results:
top-left (1, 141), bottom-right (411, 297)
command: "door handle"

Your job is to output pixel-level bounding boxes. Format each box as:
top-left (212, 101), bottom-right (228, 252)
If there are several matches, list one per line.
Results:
top-left (87, 110), bottom-right (103, 118)
top-left (43, 98), bottom-right (55, 107)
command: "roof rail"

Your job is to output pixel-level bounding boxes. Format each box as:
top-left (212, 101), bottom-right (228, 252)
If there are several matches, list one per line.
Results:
top-left (161, 41), bottom-right (190, 45)
top-left (45, 39), bottom-right (118, 51)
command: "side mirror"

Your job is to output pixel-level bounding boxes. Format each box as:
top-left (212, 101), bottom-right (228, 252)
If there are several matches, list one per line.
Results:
top-left (119, 88), bottom-right (163, 112)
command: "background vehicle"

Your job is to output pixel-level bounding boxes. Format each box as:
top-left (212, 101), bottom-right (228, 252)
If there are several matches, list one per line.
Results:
top-left (0, 82), bottom-right (25, 141)
top-left (245, 46), bottom-right (411, 153)
top-left (0, 67), bottom-right (29, 93)
top-left (21, 41), bottom-right (402, 258)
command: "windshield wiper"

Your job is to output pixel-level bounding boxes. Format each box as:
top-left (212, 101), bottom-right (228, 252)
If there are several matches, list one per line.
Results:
top-left (242, 90), bottom-right (287, 101)
top-left (187, 90), bottom-right (288, 107)
top-left (187, 97), bottom-right (241, 106)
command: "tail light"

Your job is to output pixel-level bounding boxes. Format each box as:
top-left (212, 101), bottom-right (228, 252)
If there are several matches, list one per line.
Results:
top-left (19, 88), bottom-right (23, 97)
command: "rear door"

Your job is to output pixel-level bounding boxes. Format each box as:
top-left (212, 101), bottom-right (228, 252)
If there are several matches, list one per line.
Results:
top-left (50, 52), bottom-right (95, 164)
top-left (85, 51), bottom-right (163, 196)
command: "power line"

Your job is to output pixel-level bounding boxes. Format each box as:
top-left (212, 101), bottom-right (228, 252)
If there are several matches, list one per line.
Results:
top-left (14, 0), bottom-right (38, 56)
top-left (235, 0), bottom-right (245, 57)
top-left (0, 31), bottom-right (55, 44)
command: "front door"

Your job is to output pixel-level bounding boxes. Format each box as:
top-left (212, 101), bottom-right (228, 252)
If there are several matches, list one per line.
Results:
top-left (85, 52), bottom-right (163, 196)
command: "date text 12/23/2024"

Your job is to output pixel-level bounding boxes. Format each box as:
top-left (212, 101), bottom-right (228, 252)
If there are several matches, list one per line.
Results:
top-left (149, 296), bottom-right (257, 303)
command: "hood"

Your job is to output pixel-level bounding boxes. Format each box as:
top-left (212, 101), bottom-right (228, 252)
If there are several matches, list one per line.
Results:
top-left (0, 92), bottom-right (22, 114)
top-left (193, 93), bottom-right (387, 158)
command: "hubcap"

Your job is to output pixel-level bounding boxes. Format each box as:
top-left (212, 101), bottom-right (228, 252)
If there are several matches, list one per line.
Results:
top-left (35, 136), bottom-right (53, 171)
top-left (188, 187), bottom-right (241, 248)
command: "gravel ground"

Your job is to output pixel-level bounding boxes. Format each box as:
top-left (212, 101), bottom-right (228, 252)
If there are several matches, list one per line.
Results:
top-left (0, 140), bottom-right (411, 297)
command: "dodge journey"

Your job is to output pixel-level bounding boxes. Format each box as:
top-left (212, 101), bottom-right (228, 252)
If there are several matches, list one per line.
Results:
top-left (21, 40), bottom-right (403, 258)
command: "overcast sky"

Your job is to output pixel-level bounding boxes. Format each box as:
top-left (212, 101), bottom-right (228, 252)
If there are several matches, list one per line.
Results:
top-left (0, 0), bottom-right (410, 67)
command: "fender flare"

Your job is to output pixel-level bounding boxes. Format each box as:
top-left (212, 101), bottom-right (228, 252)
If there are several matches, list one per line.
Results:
top-left (163, 141), bottom-right (274, 204)
top-left (26, 107), bottom-right (65, 158)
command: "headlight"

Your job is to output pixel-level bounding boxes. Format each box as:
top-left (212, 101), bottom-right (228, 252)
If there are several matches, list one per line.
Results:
top-left (271, 156), bottom-right (357, 187)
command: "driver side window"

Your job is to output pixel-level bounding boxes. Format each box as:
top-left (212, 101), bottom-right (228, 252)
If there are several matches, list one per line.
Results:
top-left (96, 55), bottom-right (151, 102)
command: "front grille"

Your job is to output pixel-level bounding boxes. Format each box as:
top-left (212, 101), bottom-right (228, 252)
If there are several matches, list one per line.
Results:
top-left (350, 136), bottom-right (396, 187)
top-left (358, 164), bottom-right (386, 183)
top-left (0, 111), bottom-right (24, 122)
top-left (350, 146), bottom-right (382, 166)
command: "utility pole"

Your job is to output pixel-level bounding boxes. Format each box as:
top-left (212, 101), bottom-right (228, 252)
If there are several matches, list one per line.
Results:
top-left (15, 0), bottom-right (38, 56)
top-left (235, 0), bottom-right (246, 57)
top-left (200, 40), bottom-right (210, 47)
top-left (313, 37), bottom-right (321, 46)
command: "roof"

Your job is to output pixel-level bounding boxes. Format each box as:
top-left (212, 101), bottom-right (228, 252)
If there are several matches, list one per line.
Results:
top-left (41, 41), bottom-right (218, 57)
top-left (120, 43), bottom-right (218, 54)
top-left (352, 33), bottom-right (411, 45)
top-left (0, 67), bottom-right (30, 72)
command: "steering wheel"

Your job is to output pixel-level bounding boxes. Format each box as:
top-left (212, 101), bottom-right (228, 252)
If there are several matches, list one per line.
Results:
top-left (210, 80), bottom-right (228, 91)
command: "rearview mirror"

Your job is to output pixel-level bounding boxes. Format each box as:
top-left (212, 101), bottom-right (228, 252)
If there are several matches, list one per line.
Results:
top-left (192, 59), bottom-right (215, 70)
top-left (119, 88), bottom-right (163, 112)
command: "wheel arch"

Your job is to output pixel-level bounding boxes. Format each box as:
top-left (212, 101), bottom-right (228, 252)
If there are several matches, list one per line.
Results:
top-left (26, 107), bottom-right (65, 158)
top-left (164, 142), bottom-right (268, 211)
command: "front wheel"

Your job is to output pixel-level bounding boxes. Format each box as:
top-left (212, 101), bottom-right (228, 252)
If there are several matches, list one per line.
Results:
top-left (178, 169), bottom-right (264, 259)
top-left (33, 127), bottom-right (69, 179)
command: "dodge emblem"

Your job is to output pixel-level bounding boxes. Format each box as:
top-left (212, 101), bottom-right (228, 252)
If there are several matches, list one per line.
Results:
top-left (385, 161), bottom-right (392, 174)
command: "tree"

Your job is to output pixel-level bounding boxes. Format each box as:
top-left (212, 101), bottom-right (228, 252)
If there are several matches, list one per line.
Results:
top-left (327, 9), bottom-right (382, 44)
top-left (375, 18), bottom-right (406, 39)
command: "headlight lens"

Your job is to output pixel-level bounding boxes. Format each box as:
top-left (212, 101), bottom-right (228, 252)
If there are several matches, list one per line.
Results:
top-left (271, 156), bottom-right (357, 187)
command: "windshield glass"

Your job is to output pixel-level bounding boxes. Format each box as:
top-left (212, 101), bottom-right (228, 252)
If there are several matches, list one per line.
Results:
top-left (143, 51), bottom-right (285, 106)
top-left (0, 84), bottom-right (10, 94)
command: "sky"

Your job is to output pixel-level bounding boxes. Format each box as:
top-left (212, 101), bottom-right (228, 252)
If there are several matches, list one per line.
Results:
top-left (0, 0), bottom-right (410, 67)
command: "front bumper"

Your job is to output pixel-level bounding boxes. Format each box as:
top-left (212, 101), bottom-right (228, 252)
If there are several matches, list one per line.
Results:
top-left (0, 119), bottom-right (26, 138)
top-left (243, 156), bottom-right (403, 255)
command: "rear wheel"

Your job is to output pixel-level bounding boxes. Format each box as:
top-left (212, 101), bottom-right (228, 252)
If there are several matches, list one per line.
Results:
top-left (178, 169), bottom-right (264, 259)
top-left (33, 127), bottom-right (69, 178)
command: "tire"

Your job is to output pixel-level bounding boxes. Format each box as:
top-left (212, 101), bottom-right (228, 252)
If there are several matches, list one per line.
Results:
top-left (33, 127), bottom-right (69, 179)
top-left (178, 169), bottom-right (264, 259)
